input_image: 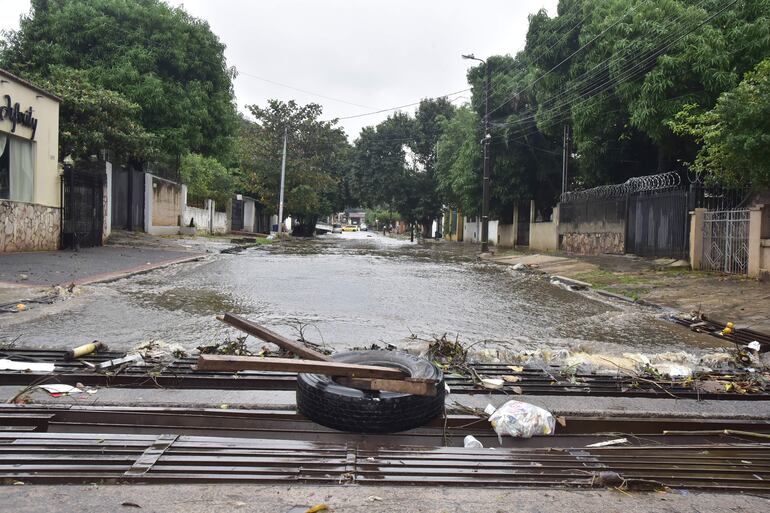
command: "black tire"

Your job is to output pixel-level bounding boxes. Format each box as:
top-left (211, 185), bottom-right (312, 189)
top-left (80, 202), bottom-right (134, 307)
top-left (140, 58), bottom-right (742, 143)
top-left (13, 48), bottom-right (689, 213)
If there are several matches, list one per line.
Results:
top-left (296, 351), bottom-right (445, 433)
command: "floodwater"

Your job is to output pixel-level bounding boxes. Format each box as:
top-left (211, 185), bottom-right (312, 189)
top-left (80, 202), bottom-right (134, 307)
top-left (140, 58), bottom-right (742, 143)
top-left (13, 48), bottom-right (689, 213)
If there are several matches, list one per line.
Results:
top-left (2, 232), bottom-right (721, 356)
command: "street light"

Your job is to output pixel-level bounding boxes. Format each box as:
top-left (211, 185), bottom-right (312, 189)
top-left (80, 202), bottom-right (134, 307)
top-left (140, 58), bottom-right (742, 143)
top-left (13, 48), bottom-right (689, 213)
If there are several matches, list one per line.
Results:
top-left (462, 53), bottom-right (492, 253)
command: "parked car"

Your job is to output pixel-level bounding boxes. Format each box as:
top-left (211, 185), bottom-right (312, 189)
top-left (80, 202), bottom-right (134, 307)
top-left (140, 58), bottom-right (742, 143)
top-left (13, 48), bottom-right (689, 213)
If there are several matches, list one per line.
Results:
top-left (332, 224), bottom-right (343, 234)
top-left (360, 223), bottom-right (368, 231)
top-left (342, 225), bottom-right (359, 232)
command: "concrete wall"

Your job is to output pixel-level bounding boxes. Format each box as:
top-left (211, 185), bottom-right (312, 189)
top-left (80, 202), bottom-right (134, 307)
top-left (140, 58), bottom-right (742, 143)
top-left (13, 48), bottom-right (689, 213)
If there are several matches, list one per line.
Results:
top-left (558, 198), bottom-right (626, 255)
top-left (463, 218), bottom-right (478, 243)
top-left (212, 210), bottom-right (228, 234)
top-left (0, 199), bottom-right (60, 251)
top-left (243, 199), bottom-right (255, 232)
top-left (182, 200), bottom-right (227, 235)
top-left (497, 223), bottom-right (514, 247)
top-left (462, 217), bottom-right (499, 246)
top-left (562, 232), bottom-right (624, 255)
top-left (103, 162), bottom-right (112, 241)
top-left (0, 70), bottom-right (60, 208)
top-left (184, 204), bottom-right (212, 233)
top-left (144, 174), bottom-right (181, 235)
top-left (748, 204), bottom-right (768, 279)
top-left (530, 222), bottom-right (560, 251)
top-left (152, 177), bottom-right (180, 227)
top-left (529, 202), bottom-right (560, 252)
top-left (443, 209), bottom-right (463, 241)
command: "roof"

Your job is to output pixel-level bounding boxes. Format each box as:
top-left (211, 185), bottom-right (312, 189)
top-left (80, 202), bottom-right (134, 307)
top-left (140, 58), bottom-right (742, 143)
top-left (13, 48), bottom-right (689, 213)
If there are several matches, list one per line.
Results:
top-left (0, 68), bottom-right (62, 103)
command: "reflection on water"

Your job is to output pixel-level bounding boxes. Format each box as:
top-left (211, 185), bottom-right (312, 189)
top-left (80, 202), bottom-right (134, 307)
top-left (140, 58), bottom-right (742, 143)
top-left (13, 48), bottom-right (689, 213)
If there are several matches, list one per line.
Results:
top-left (2, 232), bottom-right (723, 355)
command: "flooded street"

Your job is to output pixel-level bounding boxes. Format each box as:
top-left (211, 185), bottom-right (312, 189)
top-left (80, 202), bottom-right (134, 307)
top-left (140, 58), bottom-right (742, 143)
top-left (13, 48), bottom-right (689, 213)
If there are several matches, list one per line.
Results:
top-left (2, 232), bottom-right (719, 356)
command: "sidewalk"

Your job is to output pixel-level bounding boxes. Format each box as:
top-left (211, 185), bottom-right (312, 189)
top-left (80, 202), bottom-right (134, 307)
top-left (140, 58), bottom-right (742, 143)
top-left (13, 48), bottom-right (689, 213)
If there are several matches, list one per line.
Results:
top-left (487, 249), bottom-right (770, 333)
top-left (0, 246), bottom-right (204, 287)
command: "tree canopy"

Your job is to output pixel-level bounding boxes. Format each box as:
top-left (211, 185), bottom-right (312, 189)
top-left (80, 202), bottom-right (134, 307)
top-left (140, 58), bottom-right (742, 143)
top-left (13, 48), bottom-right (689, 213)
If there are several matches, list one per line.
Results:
top-left (1, 0), bottom-right (238, 163)
top-left (669, 58), bottom-right (770, 188)
top-left (425, 0), bottom-right (770, 222)
top-left (238, 100), bottom-right (350, 235)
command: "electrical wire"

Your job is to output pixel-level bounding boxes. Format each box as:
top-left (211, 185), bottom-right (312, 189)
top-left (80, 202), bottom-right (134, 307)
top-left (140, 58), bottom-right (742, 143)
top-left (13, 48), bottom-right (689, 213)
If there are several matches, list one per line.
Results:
top-left (237, 70), bottom-right (378, 110)
top-left (485, 0), bottom-right (654, 118)
top-left (496, 0), bottom-right (739, 144)
top-left (328, 89), bottom-right (471, 121)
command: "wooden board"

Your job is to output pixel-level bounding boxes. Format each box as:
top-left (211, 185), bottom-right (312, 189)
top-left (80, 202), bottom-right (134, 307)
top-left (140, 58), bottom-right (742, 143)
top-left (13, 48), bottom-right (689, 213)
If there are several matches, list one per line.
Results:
top-left (336, 377), bottom-right (438, 396)
top-left (196, 355), bottom-right (408, 379)
top-left (219, 313), bottom-right (332, 362)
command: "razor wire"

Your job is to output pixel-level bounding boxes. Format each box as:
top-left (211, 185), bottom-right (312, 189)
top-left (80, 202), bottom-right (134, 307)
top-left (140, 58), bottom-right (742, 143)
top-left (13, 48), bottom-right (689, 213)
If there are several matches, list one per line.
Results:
top-left (560, 171), bottom-right (681, 202)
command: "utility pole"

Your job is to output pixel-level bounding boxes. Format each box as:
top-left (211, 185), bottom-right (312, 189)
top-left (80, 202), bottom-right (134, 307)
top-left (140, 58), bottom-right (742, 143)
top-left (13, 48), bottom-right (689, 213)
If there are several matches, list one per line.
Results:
top-left (561, 124), bottom-right (571, 195)
top-left (462, 53), bottom-right (492, 253)
top-left (481, 60), bottom-right (492, 253)
top-left (277, 126), bottom-right (287, 237)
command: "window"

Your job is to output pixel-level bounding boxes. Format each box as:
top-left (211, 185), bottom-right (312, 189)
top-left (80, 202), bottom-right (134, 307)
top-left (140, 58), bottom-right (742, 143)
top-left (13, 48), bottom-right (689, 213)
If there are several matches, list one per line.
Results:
top-left (0, 134), bottom-right (34, 202)
top-left (0, 135), bottom-right (8, 198)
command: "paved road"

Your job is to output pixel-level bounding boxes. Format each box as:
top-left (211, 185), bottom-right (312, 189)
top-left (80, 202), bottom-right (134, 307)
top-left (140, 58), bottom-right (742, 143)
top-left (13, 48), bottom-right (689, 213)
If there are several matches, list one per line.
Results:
top-left (1, 484), bottom-right (765, 513)
top-left (0, 246), bottom-right (201, 286)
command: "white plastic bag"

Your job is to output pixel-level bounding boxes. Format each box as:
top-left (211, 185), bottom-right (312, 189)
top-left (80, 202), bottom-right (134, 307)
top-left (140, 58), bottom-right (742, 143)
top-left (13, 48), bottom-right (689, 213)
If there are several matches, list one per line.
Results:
top-left (488, 400), bottom-right (556, 441)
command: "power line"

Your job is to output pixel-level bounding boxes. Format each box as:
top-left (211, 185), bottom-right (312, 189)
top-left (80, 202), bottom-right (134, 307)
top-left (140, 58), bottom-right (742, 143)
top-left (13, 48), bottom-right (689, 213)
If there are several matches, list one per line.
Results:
top-left (479, 5), bottom-right (596, 102)
top-left (328, 89), bottom-right (471, 121)
top-left (485, 0), bottom-right (653, 119)
top-left (237, 70), bottom-right (378, 110)
top-left (497, 0), bottom-right (734, 143)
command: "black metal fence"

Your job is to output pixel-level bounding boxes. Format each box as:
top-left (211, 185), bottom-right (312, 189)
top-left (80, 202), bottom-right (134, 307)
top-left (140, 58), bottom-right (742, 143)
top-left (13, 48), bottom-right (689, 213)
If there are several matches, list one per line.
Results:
top-left (560, 172), bottom-right (690, 259)
top-left (61, 164), bottom-right (105, 249)
top-left (111, 165), bottom-right (145, 231)
top-left (231, 199), bottom-right (244, 230)
top-left (626, 188), bottom-right (689, 259)
top-left (560, 197), bottom-right (627, 231)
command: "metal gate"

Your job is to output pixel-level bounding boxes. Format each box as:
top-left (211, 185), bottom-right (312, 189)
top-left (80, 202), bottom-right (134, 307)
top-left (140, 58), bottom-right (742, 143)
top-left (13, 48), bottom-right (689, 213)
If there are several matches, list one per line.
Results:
top-left (61, 166), bottom-right (105, 249)
top-left (516, 202), bottom-right (530, 246)
top-left (231, 199), bottom-right (244, 231)
top-left (626, 189), bottom-right (689, 259)
top-left (701, 209), bottom-right (750, 274)
top-left (111, 165), bottom-right (145, 230)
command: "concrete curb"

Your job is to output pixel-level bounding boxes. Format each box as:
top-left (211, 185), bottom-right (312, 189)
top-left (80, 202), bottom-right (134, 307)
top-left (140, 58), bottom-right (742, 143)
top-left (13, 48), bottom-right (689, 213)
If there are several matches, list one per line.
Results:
top-left (72, 253), bottom-right (207, 286)
top-left (489, 254), bottom-right (669, 310)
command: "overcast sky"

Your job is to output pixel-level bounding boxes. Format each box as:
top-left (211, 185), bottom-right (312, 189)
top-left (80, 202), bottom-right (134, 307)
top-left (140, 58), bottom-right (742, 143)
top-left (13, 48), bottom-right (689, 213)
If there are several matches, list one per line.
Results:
top-left (5, 0), bottom-right (558, 140)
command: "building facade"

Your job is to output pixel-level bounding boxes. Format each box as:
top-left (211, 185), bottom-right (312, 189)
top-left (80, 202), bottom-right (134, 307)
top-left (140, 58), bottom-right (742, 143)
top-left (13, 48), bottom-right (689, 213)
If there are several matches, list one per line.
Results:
top-left (0, 69), bottom-right (61, 252)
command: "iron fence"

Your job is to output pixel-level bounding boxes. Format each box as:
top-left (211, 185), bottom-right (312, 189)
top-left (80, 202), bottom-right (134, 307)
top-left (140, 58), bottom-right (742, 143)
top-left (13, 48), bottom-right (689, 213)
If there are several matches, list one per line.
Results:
top-left (701, 209), bottom-right (750, 275)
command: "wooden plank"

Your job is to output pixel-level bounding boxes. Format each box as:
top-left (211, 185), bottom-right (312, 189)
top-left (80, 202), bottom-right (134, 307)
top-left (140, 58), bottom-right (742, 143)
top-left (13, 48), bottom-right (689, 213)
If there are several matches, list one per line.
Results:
top-left (196, 355), bottom-right (408, 379)
top-left (336, 377), bottom-right (438, 396)
top-left (219, 313), bottom-right (332, 362)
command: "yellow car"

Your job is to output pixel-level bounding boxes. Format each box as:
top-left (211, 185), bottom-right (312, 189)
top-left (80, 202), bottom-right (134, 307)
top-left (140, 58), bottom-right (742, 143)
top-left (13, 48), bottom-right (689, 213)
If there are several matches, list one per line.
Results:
top-left (342, 225), bottom-right (360, 232)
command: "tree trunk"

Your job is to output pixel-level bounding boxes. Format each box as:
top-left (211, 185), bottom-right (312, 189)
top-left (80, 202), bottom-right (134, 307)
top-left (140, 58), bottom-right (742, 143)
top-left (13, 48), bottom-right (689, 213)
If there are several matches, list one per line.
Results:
top-left (291, 215), bottom-right (318, 237)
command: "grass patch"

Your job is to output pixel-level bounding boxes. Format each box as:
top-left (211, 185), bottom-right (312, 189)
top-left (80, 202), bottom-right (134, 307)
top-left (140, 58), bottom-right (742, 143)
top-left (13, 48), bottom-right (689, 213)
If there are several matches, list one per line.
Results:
top-left (572, 269), bottom-right (654, 301)
top-left (572, 269), bottom-right (651, 288)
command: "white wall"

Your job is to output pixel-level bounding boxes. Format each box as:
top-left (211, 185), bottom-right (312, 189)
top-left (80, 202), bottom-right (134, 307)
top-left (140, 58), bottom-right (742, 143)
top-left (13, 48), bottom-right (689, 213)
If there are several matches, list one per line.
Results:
top-left (243, 199), bottom-right (255, 232)
top-left (184, 204), bottom-right (212, 233)
top-left (144, 173), bottom-right (180, 235)
top-left (104, 161), bottom-right (112, 239)
top-left (497, 223), bottom-right (514, 247)
top-left (212, 210), bottom-right (228, 234)
top-left (462, 217), bottom-right (499, 245)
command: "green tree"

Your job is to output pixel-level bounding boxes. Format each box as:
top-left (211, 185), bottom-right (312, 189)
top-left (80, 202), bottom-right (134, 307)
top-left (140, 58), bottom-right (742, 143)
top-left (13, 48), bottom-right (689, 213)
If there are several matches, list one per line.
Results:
top-left (412, 98), bottom-right (456, 235)
top-left (2, 0), bottom-right (238, 163)
top-left (435, 106), bottom-right (481, 214)
top-left (529, 0), bottom-right (770, 186)
top-left (180, 153), bottom-right (235, 206)
top-left (31, 66), bottom-right (154, 161)
top-left (669, 58), bottom-right (770, 188)
top-left (238, 100), bottom-right (350, 235)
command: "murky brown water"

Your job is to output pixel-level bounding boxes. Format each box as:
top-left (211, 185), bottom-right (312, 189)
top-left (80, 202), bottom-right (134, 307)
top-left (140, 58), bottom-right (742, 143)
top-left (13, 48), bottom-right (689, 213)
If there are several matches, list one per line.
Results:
top-left (1, 232), bottom-right (722, 355)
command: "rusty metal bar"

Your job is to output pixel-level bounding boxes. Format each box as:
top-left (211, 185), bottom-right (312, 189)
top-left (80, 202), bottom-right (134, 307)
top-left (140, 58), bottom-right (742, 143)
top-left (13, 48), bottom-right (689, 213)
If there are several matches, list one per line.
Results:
top-left (0, 348), bottom-right (767, 400)
top-left (0, 431), bottom-right (766, 491)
